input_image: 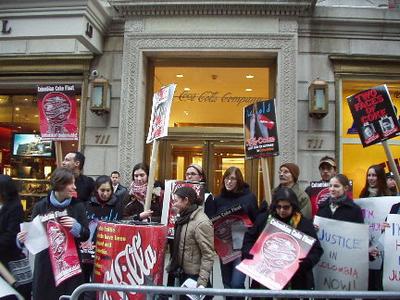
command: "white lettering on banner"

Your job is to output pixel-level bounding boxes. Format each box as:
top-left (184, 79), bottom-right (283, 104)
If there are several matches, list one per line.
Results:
top-left (103, 232), bottom-right (157, 299)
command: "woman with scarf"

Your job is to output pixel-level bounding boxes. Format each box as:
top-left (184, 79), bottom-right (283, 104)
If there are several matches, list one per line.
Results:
top-left (166, 186), bottom-right (215, 299)
top-left (17, 167), bottom-right (89, 300)
top-left (359, 165), bottom-right (391, 291)
top-left (242, 187), bottom-right (323, 296)
top-left (122, 163), bottom-right (163, 222)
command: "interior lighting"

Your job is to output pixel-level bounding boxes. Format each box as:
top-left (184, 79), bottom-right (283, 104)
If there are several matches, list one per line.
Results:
top-left (246, 75), bottom-right (254, 79)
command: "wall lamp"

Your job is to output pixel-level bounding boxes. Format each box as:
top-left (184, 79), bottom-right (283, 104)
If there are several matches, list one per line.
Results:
top-left (308, 79), bottom-right (329, 119)
top-left (90, 78), bottom-right (111, 116)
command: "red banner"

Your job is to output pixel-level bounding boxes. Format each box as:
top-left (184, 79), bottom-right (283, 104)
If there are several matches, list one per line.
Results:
top-left (37, 85), bottom-right (78, 141)
top-left (46, 220), bottom-right (82, 286)
top-left (236, 218), bottom-right (315, 290)
top-left (94, 222), bottom-right (168, 300)
top-left (211, 206), bottom-right (253, 264)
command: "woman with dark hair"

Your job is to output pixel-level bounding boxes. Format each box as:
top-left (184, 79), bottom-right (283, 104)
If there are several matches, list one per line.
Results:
top-left (17, 167), bottom-right (89, 300)
top-left (166, 186), bottom-right (215, 299)
top-left (185, 163), bottom-right (215, 218)
top-left (213, 166), bottom-right (258, 299)
top-left (242, 187), bottom-right (323, 295)
top-left (359, 165), bottom-right (391, 198)
top-left (122, 162), bottom-right (163, 222)
top-left (0, 175), bottom-right (31, 299)
top-left (82, 175), bottom-right (123, 284)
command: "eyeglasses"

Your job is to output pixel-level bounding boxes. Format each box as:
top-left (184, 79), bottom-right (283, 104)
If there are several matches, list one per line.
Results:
top-left (185, 172), bottom-right (200, 177)
top-left (276, 204), bottom-right (291, 210)
top-left (225, 176), bottom-right (237, 182)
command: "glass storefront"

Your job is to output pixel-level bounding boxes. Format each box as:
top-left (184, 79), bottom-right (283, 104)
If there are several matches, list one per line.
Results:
top-left (340, 80), bottom-right (400, 197)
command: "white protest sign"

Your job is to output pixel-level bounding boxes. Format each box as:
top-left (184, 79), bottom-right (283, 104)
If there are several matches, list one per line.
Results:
top-left (356, 196), bottom-right (400, 269)
top-left (313, 216), bottom-right (369, 291)
top-left (383, 214), bottom-right (400, 290)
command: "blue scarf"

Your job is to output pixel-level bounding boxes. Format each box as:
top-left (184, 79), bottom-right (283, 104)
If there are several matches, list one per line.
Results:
top-left (49, 191), bottom-right (72, 208)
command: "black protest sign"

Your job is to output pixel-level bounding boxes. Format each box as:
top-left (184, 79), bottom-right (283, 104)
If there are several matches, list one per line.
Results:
top-left (347, 84), bottom-right (400, 147)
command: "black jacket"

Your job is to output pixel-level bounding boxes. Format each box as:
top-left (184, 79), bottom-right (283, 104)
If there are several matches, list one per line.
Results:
top-left (114, 184), bottom-right (128, 202)
top-left (389, 202), bottom-right (400, 214)
top-left (316, 196), bottom-right (364, 224)
top-left (0, 200), bottom-right (25, 266)
top-left (31, 195), bottom-right (90, 300)
top-left (242, 211), bottom-right (323, 290)
top-left (75, 174), bottom-right (95, 202)
top-left (212, 184), bottom-right (258, 222)
top-left (86, 194), bottom-right (123, 222)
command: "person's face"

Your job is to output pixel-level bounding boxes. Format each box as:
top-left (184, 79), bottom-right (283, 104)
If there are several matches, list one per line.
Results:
top-left (172, 194), bottom-right (189, 213)
top-left (382, 119), bottom-right (392, 131)
top-left (97, 182), bottom-right (112, 202)
top-left (279, 167), bottom-right (294, 187)
top-left (134, 169), bottom-right (148, 185)
top-left (58, 179), bottom-right (76, 200)
top-left (275, 200), bottom-right (293, 219)
top-left (224, 172), bottom-right (238, 191)
top-left (329, 177), bottom-right (346, 198)
top-left (111, 173), bottom-right (120, 186)
top-left (387, 177), bottom-right (397, 189)
top-left (319, 163), bottom-right (336, 182)
top-left (364, 126), bottom-right (373, 138)
top-left (367, 168), bottom-right (378, 188)
top-left (185, 167), bottom-right (203, 182)
top-left (62, 153), bottom-right (79, 171)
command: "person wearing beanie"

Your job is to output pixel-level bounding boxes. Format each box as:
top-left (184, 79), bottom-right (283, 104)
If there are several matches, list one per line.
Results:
top-left (272, 163), bottom-right (312, 219)
top-left (166, 186), bottom-right (215, 296)
top-left (386, 172), bottom-right (399, 196)
top-left (242, 187), bottom-right (323, 292)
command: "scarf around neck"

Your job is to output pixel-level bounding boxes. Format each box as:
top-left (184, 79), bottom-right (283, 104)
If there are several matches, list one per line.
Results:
top-left (129, 182), bottom-right (147, 202)
top-left (368, 187), bottom-right (378, 197)
top-left (50, 191), bottom-right (72, 208)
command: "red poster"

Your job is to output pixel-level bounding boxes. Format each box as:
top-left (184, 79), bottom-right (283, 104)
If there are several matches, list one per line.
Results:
top-left (236, 218), bottom-right (315, 290)
top-left (211, 206), bottom-right (253, 264)
top-left (94, 222), bottom-right (168, 300)
top-left (37, 85), bottom-right (78, 141)
top-left (46, 220), bottom-right (82, 286)
top-left (163, 180), bottom-right (205, 238)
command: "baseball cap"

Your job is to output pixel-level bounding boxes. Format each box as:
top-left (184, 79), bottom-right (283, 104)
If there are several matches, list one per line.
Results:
top-left (319, 156), bottom-right (336, 169)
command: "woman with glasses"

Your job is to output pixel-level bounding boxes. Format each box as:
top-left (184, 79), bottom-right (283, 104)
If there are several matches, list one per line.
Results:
top-left (213, 166), bottom-right (258, 300)
top-left (185, 164), bottom-right (215, 218)
top-left (242, 187), bottom-right (323, 296)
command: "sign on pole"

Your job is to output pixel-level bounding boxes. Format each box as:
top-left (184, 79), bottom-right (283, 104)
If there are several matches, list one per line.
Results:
top-left (313, 216), bottom-right (369, 291)
top-left (236, 218), bottom-right (315, 290)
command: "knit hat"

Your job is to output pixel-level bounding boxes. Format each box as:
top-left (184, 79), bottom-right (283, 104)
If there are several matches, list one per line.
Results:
top-left (174, 186), bottom-right (198, 205)
top-left (280, 163), bottom-right (300, 183)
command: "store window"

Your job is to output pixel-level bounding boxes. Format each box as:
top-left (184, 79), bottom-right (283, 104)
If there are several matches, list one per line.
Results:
top-left (340, 80), bottom-right (400, 197)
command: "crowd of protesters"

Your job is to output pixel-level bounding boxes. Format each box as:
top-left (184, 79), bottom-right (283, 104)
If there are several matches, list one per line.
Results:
top-left (0, 151), bottom-right (399, 299)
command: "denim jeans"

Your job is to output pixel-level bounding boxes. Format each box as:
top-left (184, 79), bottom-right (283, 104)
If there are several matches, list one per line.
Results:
top-left (220, 257), bottom-right (246, 300)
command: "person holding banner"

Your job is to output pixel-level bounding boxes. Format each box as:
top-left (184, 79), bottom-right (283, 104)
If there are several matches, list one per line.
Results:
top-left (359, 165), bottom-right (391, 199)
top-left (122, 163), bottom-right (163, 222)
top-left (242, 187), bottom-right (323, 293)
top-left (166, 186), bottom-right (215, 298)
top-left (185, 164), bottom-right (215, 218)
top-left (213, 167), bottom-right (258, 299)
top-left (17, 167), bottom-right (89, 300)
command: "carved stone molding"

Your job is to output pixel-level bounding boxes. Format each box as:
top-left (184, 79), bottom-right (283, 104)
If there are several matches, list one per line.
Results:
top-left (110, 0), bottom-right (315, 17)
top-left (118, 32), bottom-right (298, 182)
top-left (125, 18), bottom-right (144, 33)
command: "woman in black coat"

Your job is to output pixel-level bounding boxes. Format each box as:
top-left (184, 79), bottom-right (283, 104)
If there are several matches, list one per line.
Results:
top-left (0, 175), bottom-right (31, 299)
top-left (242, 187), bottom-right (323, 294)
top-left (213, 166), bottom-right (258, 300)
top-left (18, 167), bottom-right (89, 300)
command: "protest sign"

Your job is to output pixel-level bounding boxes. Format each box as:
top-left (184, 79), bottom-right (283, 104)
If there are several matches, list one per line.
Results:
top-left (37, 84), bottom-right (78, 141)
top-left (313, 216), bottom-right (369, 291)
top-left (383, 213), bottom-right (400, 290)
top-left (46, 220), bottom-right (82, 286)
top-left (244, 99), bottom-right (279, 159)
top-left (356, 196), bottom-right (400, 269)
top-left (347, 84), bottom-right (400, 147)
top-left (94, 222), bottom-right (168, 300)
top-left (146, 84), bottom-right (176, 144)
top-left (211, 205), bottom-right (253, 264)
top-left (236, 218), bottom-right (315, 290)
top-left (162, 180), bottom-right (205, 238)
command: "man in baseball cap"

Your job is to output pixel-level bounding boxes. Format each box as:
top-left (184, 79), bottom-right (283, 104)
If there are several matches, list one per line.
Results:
top-left (305, 156), bottom-right (337, 198)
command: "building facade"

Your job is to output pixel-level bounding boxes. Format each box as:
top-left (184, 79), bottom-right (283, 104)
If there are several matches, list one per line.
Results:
top-left (1, 0), bottom-right (399, 207)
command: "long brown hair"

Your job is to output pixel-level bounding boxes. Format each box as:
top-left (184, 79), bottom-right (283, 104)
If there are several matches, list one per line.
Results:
top-left (359, 165), bottom-right (390, 198)
top-left (221, 166), bottom-right (245, 193)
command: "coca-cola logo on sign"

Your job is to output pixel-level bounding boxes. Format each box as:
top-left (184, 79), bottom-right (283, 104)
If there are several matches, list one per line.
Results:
top-left (102, 232), bottom-right (157, 299)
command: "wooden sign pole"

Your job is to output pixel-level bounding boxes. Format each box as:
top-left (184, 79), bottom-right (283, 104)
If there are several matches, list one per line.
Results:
top-left (144, 139), bottom-right (160, 211)
top-left (55, 141), bottom-right (63, 167)
top-left (261, 157), bottom-right (272, 207)
top-left (0, 261), bottom-right (16, 286)
top-left (382, 140), bottom-right (400, 191)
